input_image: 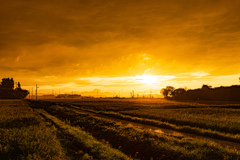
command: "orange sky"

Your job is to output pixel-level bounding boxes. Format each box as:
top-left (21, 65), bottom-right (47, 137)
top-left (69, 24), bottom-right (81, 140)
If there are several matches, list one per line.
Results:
top-left (0, 0), bottom-right (240, 95)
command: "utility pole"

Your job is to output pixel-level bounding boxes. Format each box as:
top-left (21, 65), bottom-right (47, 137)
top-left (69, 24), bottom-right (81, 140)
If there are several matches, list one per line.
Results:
top-left (36, 84), bottom-right (39, 101)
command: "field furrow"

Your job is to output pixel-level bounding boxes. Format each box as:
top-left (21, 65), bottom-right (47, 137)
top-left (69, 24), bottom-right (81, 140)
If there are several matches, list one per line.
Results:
top-left (27, 100), bottom-right (240, 160)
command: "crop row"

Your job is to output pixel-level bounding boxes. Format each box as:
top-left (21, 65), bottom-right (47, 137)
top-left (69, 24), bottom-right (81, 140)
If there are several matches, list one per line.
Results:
top-left (119, 108), bottom-right (240, 135)
top-left (75, 107), bottom-right (240, 144)
top-left (28, 100), bottom-right (240, 160)
top-left (36, 109), bottom-right (132, 160)
top-left (0, 100), bottom-right (67, 159)
top-left (70, 101), bottom-right (240, 140)
top-left (72, 101), bottom-right (240, 135)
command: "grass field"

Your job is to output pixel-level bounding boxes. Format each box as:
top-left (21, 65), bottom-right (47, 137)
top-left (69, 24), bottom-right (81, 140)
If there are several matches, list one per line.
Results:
top-left (0, 100), bottom-right (67, 159)
top-left (27, 98), bottom-right (240, 160)
top-left (45, 98), bottom-right (240, 141)
top-left (64, 98), bottom-right (240, 140)
top-left (1, 98), bottom-right (240, 159)
top-left (0, 99), bottom-right (132, 160)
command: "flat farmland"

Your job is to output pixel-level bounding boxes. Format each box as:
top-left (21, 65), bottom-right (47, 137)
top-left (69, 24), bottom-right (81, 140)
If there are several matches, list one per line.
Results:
top-left (46, 98), bottom-right (240, 137)
top-left (0, 100), bottom-right (67, 159)
top-left (28, 98), bottom-right (240, 160)
top-left (0, 99), bottom-right (132, 160)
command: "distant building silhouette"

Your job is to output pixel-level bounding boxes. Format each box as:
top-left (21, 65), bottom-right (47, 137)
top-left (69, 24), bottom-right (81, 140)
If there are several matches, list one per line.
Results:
top-left (56, 94), bottom-right (81, 98)
top-left (42, 94), bottom-right (55, 99)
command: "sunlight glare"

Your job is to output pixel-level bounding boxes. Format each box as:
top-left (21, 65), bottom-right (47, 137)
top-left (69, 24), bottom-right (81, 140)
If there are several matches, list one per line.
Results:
top-left (138, 74), bottom-right (158, 84)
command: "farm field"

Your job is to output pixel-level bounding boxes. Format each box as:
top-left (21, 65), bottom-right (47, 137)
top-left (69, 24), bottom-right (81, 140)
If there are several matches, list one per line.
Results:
top-left (0, 100), bottom-right (67, 159)
top-left (27, 98), bottom-right (240, 160)
top-left (45, 98), bottom-right (240, 141)
top-left (0, 100), bottom-right (132, 160)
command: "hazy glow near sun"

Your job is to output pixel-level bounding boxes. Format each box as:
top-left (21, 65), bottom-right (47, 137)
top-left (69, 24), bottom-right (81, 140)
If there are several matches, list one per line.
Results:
top-left (76, 74), bottom-right (176, 87)
top-left (137, 74), bottom-right (159, 84)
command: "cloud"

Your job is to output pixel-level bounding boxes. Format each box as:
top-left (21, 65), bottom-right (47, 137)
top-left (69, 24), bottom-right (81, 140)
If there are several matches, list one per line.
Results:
top-left (180, 71), bottom-right (210, 78)
top-left (0, 0), bottom-right (240, 93)
top-left (76, 74), bottom-right (175, 88)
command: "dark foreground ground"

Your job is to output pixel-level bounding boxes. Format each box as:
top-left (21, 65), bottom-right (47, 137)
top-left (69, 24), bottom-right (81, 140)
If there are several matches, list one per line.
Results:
top-left (1, 98), bottom-right (240, 159)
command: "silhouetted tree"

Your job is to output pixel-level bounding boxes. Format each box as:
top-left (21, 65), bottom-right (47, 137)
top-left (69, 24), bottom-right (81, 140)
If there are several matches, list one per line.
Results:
top-left (166, 84), bottom-right (240, 101)
top-left (160, 88), bottom-right (168, 98)
top-left (18, 82), bottom-right (21, 88)
top-left (202, 84), bottom-right (212, 90)
top-left (173, 88), bottom-right (186, 97)
top-left (161, 86), bottom-right (175, 98)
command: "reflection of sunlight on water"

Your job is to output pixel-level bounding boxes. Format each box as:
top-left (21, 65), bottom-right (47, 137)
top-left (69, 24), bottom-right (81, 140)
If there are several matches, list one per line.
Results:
top-left (153, 129), bottom-right (164, 134)
top-left (153, 129), bottom-right (185, 138)
top-left (117, 121), bottom-right (188, 139)
top-left (171, 132), bottom-right (185, 138)
top-left (127, 123), bottom-right (133, 127)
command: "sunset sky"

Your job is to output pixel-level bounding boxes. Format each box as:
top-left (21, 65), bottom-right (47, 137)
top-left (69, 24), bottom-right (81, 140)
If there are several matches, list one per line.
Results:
top-left (1, 0), bottom-right (240, 96)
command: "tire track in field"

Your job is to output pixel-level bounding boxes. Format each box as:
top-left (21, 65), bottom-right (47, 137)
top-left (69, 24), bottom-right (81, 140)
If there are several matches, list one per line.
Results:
top-left (34, 109), bottom-right (86, 160)
top-left (68, 105), bottom-right (240, 151)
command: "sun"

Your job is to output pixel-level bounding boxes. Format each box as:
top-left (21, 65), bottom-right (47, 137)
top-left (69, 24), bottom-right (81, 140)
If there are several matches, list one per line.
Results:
top-left (138, 74), bottom-right (158, 84)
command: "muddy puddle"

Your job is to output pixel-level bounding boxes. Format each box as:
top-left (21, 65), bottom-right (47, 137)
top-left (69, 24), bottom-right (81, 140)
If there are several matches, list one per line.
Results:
top-left (71, 106), bottom-right (240, 151)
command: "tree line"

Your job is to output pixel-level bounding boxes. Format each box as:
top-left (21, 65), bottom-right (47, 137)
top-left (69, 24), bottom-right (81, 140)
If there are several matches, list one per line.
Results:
top-left (161, 85), bottom-right (240, 101)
